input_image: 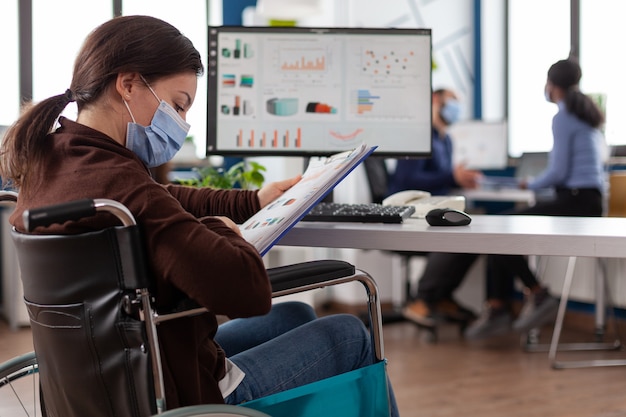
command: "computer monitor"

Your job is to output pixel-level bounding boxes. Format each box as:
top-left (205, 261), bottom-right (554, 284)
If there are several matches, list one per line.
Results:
top-left (448, 120), bottom-right (508, 170)
top-left (515, 151), bottom-right (549, 180)
top-left (207, 26), bottom-right (432, 157)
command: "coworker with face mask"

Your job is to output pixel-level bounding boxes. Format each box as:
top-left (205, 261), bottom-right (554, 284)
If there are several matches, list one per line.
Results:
top-left (386, 88), bottom-right (482, 328)
top-left (387, 88), bottom-right (482, 196)
top-left (464, 57), bottom-right (606, 340)
top-left (0, 15), bottom-right (399, 416)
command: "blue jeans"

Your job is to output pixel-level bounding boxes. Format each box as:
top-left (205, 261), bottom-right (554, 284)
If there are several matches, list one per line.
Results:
top-left (216, 301), bottom-right (399, 417)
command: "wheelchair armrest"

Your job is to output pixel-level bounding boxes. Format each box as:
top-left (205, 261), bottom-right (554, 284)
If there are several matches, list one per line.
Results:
top-left (268, 260), bottom-right (385, 361)
top-left (155, 260), bottom-right (357, 323)
top-left (155, 259), bottom-right (384, 361)
top-left (268, 260), bottom-right (355, 292)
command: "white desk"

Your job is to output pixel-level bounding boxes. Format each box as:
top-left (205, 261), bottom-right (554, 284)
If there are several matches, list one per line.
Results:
top-left (279, 215), bottom-right (626, 259)
top-left (461, 188), bottom-right (536, 205)
top-left (279, 214), bottom-right (626, 368)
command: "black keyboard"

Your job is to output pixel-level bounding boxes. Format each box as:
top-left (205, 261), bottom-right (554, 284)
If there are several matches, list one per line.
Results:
top-left (302, 202), bottom-right (415, 224)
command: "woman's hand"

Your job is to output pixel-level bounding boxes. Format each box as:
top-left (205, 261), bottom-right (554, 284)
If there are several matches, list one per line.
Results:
top-left (257, 175), bottom-right (302, 208)
top-left (453, 164), bottom-right (483, 189)
top-left (518, 179), bottom-right (528, 190)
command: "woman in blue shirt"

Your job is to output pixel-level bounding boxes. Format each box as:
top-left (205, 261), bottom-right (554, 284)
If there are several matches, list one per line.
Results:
top-left (465, 58), bottom-right (606, 339)
top-left (523, 60), bottom-right (605, 212)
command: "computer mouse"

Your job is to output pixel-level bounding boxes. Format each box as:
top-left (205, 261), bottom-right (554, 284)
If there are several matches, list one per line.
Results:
top-left (425, 208), bottom-right (472, 226)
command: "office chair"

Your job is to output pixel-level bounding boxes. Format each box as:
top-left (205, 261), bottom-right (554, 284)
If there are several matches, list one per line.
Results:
top-left (0, 193), bottom-right (389, 416)
top-left (362, 158), bottom-right (426, 321)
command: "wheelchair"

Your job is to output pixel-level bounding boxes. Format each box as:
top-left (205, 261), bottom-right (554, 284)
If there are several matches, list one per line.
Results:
top-left (0, 191), bottom-right (390, 416)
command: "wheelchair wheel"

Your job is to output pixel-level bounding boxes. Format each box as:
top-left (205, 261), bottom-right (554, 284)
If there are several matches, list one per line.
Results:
top-left (0, 353), bottom-right (271, 417)
top-left (157, 404), bottom-right (271, 417)
top-left (0, 351), bottom-right (40, 416)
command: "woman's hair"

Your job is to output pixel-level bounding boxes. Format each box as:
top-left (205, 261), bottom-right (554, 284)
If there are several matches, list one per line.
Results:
top-left (0, 15), bottom-right (204, 189)
top-left (548, 58), bottom-right (604, 128)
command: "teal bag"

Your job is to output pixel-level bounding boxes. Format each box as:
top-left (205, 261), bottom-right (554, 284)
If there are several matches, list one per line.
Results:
top-left (240, 361), bottom-right (390, 417)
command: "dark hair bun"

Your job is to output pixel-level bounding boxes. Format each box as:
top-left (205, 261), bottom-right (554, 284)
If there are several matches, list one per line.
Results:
top-left (548, 59), bottom-right (581, 90)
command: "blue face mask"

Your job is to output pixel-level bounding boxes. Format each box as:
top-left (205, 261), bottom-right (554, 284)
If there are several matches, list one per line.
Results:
top-left (440, 99), bottom-right (461, 125)
top-left (123, 78), bottom-right (191, 168)
top-left (544, 87), bottom-right (552, 103)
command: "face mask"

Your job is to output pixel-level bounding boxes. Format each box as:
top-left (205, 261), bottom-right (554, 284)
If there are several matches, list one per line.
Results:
top-left (440, 99), bottom-right (461, 125)
top-left (123, 77), bottom-right (191, 168)
top-left (544, 87), bottom-right (552, 103)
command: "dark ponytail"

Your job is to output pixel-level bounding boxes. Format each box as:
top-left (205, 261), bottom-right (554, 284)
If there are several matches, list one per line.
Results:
top-left (563, 89), bottom-right (604, 128)
top-left (0, 92), bottom-right (74, 189)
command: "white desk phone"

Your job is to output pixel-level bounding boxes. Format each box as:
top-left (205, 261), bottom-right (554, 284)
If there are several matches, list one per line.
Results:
top-left (382, 190), bottom-right (466, 218)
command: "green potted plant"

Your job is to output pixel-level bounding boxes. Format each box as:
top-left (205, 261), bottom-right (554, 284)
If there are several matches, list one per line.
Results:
top-left (177, 160), bottom-right (266, 190)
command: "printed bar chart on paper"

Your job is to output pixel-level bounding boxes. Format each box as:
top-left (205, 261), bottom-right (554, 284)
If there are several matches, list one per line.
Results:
top-left (240, 144), bottom-right (377, 255)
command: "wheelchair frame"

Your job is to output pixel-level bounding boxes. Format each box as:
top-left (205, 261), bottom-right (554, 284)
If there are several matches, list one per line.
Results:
top-left (0, 193), bottom-right (387, 416)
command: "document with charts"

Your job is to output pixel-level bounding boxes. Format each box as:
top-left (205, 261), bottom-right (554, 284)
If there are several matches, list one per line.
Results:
top-left (240, 144), bottom-right (377, 256)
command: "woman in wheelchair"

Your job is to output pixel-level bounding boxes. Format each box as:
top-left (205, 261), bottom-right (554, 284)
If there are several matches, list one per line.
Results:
top-left (0, 15), bottom-right (398, 416)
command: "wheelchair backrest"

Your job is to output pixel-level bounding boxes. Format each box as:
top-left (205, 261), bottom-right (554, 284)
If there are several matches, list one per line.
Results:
top-left (12, 225), bottom-right (156, 417)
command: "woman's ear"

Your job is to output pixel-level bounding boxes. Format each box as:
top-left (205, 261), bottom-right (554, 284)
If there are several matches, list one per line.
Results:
top-left (115, 72), bottom-right (140, 101)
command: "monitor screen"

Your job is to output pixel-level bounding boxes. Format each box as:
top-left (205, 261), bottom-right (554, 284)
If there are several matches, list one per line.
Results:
top-left (449, 120), bottom-right (508, 170)
top-left (207, 26), bottom-right (432, 157)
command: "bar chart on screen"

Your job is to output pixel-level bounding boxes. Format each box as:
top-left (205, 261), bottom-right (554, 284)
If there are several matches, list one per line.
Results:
top-left (236, 128), bottom-right (303, 149)
top-left (279, 48), bottom-right (327, 72)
